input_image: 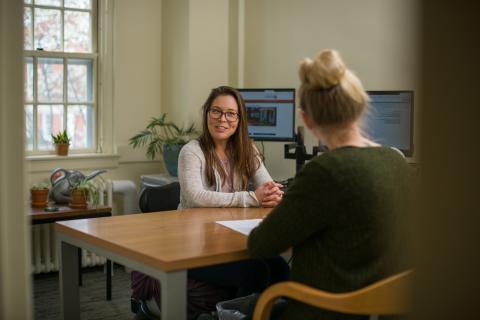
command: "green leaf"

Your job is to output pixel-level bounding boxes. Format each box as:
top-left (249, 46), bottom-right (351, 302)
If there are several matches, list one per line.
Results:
top-left (129, 113), bottom-right (198, 160)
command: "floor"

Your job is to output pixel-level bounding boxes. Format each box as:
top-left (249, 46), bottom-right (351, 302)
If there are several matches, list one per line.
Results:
top-left (33, 264), bottom-right (133, 320)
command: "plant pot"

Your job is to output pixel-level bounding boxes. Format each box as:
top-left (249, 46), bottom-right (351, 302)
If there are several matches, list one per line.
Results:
top-left (31, 189), bottom-right (49, 208)
top-left (163, 143), bottom-right (184, 176)
top-left (55, 143), bottom-right (70, 156)
top-left (69, 189), bottom-right (89, 209)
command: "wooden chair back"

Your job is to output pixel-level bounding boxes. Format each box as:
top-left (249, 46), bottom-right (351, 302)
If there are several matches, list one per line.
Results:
top-left (253, 270), bottom-right (413, 320)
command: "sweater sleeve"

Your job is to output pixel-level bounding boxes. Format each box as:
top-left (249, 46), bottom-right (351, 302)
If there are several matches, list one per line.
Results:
top-left (247, 160), bottom-right (337, 258)
top-left (252, 158), bottom-right (274, 188)
top-left (178, 142), bottom-right (260, 208)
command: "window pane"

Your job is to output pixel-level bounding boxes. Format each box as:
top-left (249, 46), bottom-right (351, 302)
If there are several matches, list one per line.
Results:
top-left (37, 105), bottom-right (64, 150)
top-left (65, 0), bottom-right (91, 10)
top-left (25, 0), bottom-right (32, 4)
top-left (68, 59), bottom-right (93, 102)
top-left (67, 105), bottom-right (93, 149)
top-left (37, 57), bottom-right (63, 102)
top-left (64, 10), bottom-right (91, 53)
top-left (35, 0), bottom-right (61, 6)
top-left (24, 7), bottom-right (33, 50)
top-left (25, 57), bottom-right (34, 102)
top-left (34, 8), bottom-right (61, 51)
top-left (25, 105), bottom-right (34, 151)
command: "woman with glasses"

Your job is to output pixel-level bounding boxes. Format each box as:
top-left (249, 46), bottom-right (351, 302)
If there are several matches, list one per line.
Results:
top-left (178, 85), bottom-right (283, 209)
top-left (132, 86), bottom-right (288, 320)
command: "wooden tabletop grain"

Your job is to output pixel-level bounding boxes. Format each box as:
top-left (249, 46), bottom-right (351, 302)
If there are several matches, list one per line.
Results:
top-left (55, 207), bottom-right (271, 272)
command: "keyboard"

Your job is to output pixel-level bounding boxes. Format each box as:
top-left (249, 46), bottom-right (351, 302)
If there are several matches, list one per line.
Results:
top-left (276, 177), bottom-right (294, 193)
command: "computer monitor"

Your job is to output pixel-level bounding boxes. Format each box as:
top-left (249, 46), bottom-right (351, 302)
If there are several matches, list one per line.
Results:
top-left (364, 91), bottom-right (414, 157)
top-left (238, 88), bottom-right (296, 141)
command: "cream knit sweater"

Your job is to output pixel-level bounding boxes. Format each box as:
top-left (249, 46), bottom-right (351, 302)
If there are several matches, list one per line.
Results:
top-left (177, 140), bottom-right (273, 209)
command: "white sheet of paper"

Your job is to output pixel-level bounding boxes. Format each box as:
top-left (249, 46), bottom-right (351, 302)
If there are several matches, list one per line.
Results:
top-left (216, 219), bottom-right (262, 236)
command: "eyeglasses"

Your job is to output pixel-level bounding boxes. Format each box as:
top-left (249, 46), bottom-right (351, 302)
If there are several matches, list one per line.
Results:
top-left (208, 108), bottom-right (239, 122)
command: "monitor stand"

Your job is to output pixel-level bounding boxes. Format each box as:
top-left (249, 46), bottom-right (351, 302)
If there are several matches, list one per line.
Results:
top-left (284, 126), bottom-right (327, 173)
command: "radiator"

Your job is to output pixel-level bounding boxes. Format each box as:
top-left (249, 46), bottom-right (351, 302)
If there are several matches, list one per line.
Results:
top-left (31, 181), bottom-right (113, 274)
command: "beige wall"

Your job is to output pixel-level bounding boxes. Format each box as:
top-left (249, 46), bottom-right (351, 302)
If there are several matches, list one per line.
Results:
top-left (162, 0), bottom-right (230, 127)
top-left (244, 0), bottom-right (420, 179)
top-left (161, 0), bottom-right (190, 125)
top-left (114, 0), bottom-right (163, 161)
top-left (188, 0), bottom-right (230, 124)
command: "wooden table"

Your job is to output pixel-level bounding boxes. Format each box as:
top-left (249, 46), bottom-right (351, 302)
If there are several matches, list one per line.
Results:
top-left (31, 205), bottom-right (113, 300)
top-left (55, 207), bottom-right (270, 320)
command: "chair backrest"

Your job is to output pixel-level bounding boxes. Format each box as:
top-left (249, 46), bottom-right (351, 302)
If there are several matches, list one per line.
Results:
top-left (138, 182), bottom-right (180, 213)
top-left (253, 270), bottom-right (413, 320)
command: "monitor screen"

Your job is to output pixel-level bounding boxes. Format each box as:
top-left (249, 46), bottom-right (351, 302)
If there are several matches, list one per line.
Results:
top-left (364, 91), bottom-right (414, 157)
top-left (238, 88), bottom-right (296, 141)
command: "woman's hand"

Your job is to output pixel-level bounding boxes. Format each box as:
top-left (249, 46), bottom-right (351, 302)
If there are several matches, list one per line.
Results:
top-left (255, 181), bottom-right (284, 207)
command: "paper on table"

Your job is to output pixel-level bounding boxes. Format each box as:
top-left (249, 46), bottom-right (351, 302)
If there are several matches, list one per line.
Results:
top-left (216, 219), bottom-right (262, 236)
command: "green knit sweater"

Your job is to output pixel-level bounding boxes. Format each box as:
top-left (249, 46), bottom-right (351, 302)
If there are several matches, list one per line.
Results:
top-left (248, 146), bottom-right (410, 320)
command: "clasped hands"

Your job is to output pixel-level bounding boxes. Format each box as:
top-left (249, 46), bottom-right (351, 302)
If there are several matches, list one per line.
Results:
top-left (255, 181), bottom-right (284, 207)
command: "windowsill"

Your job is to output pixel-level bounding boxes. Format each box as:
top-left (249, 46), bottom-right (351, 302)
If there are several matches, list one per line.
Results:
top-left (26, 153), bottom-right (120, 161)
top-left (26, 153), bottom-right (121, 173)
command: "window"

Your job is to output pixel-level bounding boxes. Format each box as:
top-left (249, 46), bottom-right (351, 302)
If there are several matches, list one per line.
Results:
top-left (24, 0), bottom-right (97, 154)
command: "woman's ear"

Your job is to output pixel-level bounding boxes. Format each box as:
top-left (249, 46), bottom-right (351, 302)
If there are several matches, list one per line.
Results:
top-left (300, 109), bottom-right (315, 130)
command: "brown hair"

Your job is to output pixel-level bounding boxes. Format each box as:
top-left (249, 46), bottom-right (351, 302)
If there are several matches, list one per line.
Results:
top-left (298, 49), bottom-right (369, 128)
top-left (198, 86), bottom-right (260, 190)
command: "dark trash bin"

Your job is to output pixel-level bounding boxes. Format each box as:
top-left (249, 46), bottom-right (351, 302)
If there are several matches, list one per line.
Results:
top-left (216, 293), bottom-right (286, 320)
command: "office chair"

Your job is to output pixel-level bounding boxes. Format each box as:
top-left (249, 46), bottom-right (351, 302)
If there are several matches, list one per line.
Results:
top-left (253, 270), bottom-right (413, 320)
top-left (138, 181), bottom-right (180, 213)
top-left (132, 182), bottom-right (181, 319)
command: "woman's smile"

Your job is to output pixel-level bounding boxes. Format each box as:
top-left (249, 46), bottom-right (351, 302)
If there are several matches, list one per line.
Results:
top-left (207, 95), bottom-right (239, 145)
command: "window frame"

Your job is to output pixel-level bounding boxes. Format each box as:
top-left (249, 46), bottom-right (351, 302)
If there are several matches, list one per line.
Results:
top-left (23, 0), bottom-right (99, 155)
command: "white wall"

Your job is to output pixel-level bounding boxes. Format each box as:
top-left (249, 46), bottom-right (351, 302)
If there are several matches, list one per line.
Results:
top-left (244, 0), bottom-right (420, 179)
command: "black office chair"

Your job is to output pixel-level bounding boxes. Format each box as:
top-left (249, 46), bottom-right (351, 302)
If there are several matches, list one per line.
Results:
top-left (138, 181), bottom-right (180, 213)
top-left (132, 182), bottom-right (181, 319)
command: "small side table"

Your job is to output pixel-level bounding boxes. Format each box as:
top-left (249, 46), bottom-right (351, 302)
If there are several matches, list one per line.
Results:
top-left (30, 205), bottom-right (113, 300)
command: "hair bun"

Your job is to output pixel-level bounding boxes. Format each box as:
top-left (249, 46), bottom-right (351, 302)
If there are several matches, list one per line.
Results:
top-left (305, 49), bottom-right (346, 89)
top-left (298, 58), bottom-right (314, 85)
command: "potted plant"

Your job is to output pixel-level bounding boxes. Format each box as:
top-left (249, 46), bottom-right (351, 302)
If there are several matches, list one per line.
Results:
top-left (31, 182), bottom-right (50, 208)
top-left (69, 175), bottom-right (106, 209)
top-left (129, 113), bottom-right (197, 176)
top-left (51, 129), bottom-right (71, 156)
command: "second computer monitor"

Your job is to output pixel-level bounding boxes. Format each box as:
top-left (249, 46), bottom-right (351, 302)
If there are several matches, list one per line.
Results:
top-left (238, 88), bottom-right (296, 141)
top-left (364, 91), bottom-right (414, 157)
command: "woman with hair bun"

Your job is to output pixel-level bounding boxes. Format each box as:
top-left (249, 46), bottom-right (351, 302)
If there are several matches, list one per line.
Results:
top-left (248, 50), bottom-right (410, 320)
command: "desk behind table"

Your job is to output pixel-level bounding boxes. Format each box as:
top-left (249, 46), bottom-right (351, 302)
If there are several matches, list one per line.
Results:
top-left (30, 205), bottom-right (113, 300)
